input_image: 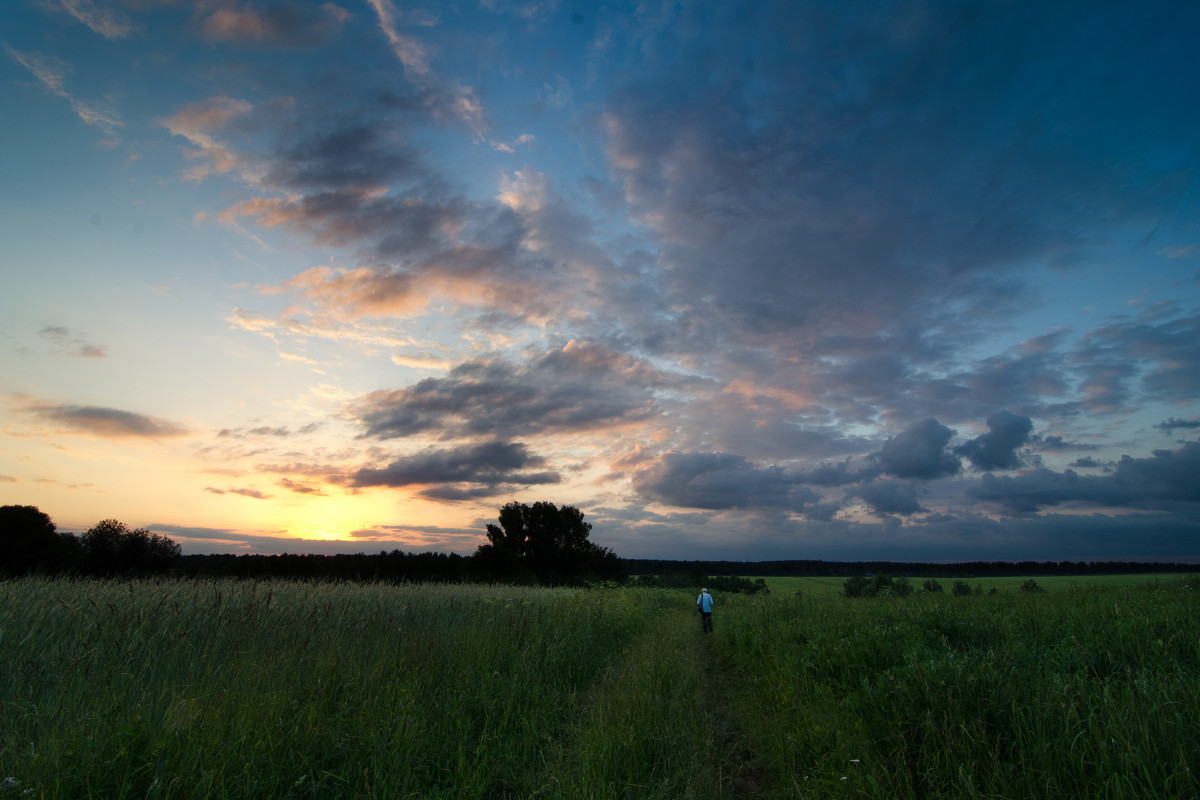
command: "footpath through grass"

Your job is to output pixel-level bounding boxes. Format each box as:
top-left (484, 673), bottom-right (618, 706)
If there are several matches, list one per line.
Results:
top-left (2, 576), bottom-right (1197, 798)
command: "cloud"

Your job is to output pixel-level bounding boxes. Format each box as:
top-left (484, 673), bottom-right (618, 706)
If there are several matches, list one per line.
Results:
top-left (631, 451), bottom-right (820, 511)
top-left (349, 341), bottom-right (674, 440)
top-left (278, 477), bottom-right (328, 496)
top-left (24, 401), bottom-right (189, 438)
top-left (967, 442), bottom-right (1200, 513)
top-left (350, 440), bottom-right (561, 500)
top-left (366, 0), bottom-right (432, 74)
top-left (592, 1), bottom-right (1199, 388)
top-left (202, 2), bottom-right (349, 48)
top-left (1157, 417), bottom-right (1200, 434)
top-left (872, 419), bottom-right (960, 480)
top-left (854, 479), bottom-right (925, 516)
top-left (216, 424), bottom-right (316, 439)
top-left (363, 0), bottom-right (484, 134)
top-left (4, 44), bottom-right (122, 133)
top-left (264, 119), bottom-right (426, 190)
top-left (954, 410), bottom-right (1034, 471)
top-left (158, 96), bottom-right (253, 181)
top-left (41, 0), bottom-right (133, 39)
top-left (1076, 312), bottom-right (1200, 406)
top-left (38, 325), bottom-right (107, 358)
top-left (205, 486), bottom-right (273, 499)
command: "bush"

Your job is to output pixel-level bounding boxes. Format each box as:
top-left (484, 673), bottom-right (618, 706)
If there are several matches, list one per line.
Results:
top-left (844, 574), bottom-right (912, 599)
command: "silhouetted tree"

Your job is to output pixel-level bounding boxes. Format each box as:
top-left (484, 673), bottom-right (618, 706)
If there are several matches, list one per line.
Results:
top-left (0, 505), bottom-right (81, 575)
top-left (475, 501), bottom-right (624, 584)
top-left (81, 520), bottom-right (181, 576)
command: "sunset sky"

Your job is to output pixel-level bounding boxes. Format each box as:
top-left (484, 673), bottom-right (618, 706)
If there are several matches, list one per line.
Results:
top-left (2, 0), bottom-right (1198, 562)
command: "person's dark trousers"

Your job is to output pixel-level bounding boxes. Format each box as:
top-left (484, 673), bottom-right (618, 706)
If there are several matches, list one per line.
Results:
top-left (701, 611), bottom-right (713, 632)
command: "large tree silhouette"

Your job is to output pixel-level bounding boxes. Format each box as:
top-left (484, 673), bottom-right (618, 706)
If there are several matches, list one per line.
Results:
top-left (475, 501), bottom-right (624, 584)
top-left (0, 505), bottom-right (81, 574)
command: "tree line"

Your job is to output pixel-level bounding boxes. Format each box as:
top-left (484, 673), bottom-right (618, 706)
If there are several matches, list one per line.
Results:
top-left (6, 502), bottom-right (1192, 585)
top-left (0, 501), bottom-right (627, 585)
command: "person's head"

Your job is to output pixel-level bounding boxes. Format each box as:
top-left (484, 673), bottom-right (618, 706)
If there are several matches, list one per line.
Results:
top-left (702, 588), bottom-right (708, 593)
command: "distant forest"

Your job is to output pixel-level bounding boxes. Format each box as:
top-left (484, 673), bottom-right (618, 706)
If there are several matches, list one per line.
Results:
top-left (2, 503), bottom-right (1195, 586)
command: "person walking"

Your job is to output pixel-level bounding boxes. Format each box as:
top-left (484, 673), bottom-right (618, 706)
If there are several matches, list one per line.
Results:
top-left (697, 587), bottom-right (714, 632)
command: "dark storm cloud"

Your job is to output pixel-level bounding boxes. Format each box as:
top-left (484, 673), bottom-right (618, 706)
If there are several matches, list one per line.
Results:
top-left (1070, 456), bottom-right (1104, 469)
top-left (954, 410), bottom-right (1033, 471)
top-left (967, 469), bottom-right (1126, 514)
top-left (264, 119), bottom-right (426, 191)
top-left (28, 402), bottom-right (188, 438)
top-left (855, 479), bottom-right (925, 516)
top-left (350, 341), bottom-right (677, 440)
top-left (967, 441), bottom-right (1200, 514)
top-left (599, 1), bottom-right (1200, 362)
top-left (1158, 417), bottom-right (1200, 434)
top-left (631, 451), bottom-right (819, 511)
top-left (872, 419), bottom-right (960, 480)
top-left (350, 440), bottom-right (561, 498)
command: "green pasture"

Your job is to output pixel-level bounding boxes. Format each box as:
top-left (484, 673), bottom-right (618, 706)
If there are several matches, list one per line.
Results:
top-left (2, 576), bottom-right (1198, 799)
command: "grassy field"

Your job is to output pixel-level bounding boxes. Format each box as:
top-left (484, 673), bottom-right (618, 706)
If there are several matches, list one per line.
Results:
top-left (1, 575), bottom-right (1197, 799)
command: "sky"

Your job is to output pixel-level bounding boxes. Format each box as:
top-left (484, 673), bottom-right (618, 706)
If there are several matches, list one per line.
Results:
top-left (2, 0), bottom-right (1198, 563)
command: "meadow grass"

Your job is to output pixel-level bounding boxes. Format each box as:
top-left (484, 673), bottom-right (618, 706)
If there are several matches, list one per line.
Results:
top-left (1, 575), bottom-right (1197, 799)
top-left (718, 576), bottom-right (1200, 798)
top-left (1, 580), bottom-right (719, 799)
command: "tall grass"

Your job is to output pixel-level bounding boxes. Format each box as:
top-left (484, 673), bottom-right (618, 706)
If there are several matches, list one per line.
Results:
top-left (717, 577), bottom-right (1200, 798)
top-left (0, 579), bottom-right (723, 799)
top-left (3, 576), bottom-right (1197, 799)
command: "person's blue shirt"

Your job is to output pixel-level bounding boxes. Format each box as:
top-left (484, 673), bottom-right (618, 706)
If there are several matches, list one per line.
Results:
top-left (697, 590), bottom-right (714, 612)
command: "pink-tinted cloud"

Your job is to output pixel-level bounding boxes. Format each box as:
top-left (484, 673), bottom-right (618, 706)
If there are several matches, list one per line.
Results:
top-left (202, 2), bottom-right (349, 48)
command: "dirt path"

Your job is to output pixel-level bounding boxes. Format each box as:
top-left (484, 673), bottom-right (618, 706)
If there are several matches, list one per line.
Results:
top-left (693, 621), bottom-right (768, 799)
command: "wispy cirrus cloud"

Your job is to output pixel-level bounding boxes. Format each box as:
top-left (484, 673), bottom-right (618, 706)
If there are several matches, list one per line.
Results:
top-left (38, 325), bottom-right (107, 358)
top-left (40, 0), bottom-right (132, 40)
top-left (4, 43), bottom-right (122, 133)
top-left (205, 486), bottom-right (274, 499)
